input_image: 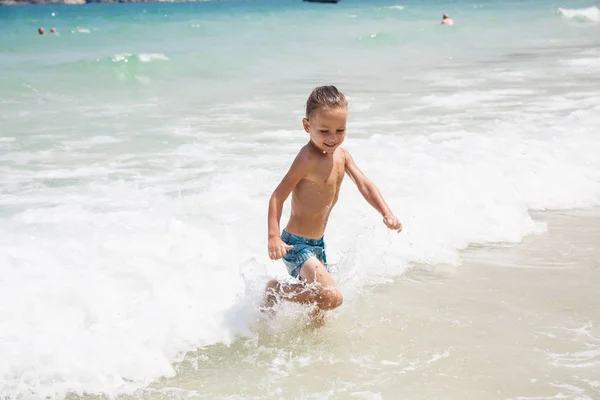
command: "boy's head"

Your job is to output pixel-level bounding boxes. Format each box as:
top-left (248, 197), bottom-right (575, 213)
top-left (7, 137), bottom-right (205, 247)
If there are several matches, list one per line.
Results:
top-left (305, 85), bottom-right (348, 119)
top-left (303, 86), bottom-right (348, 154)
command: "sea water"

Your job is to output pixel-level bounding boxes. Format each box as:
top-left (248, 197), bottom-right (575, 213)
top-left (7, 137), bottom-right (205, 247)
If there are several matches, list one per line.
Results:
top-left (0, 0), bottom-right (599, 398)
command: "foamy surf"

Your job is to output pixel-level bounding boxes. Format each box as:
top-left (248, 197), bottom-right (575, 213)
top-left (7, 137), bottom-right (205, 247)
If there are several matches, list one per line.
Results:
top-left (6, 95), bottom-right (600, 398)
top-left (558, 6), bottom-right (600, 23)
top-left (111, 53), bottom-right (169, 63)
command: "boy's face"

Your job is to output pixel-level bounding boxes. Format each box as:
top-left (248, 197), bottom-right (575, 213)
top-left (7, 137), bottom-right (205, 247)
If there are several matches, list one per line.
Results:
top-left (302, 107), bottom-right (347, 154)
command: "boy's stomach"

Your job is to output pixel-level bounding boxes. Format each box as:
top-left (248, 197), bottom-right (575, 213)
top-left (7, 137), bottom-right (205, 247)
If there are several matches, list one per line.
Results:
top-left (284, 211), bottom-right (330, 240)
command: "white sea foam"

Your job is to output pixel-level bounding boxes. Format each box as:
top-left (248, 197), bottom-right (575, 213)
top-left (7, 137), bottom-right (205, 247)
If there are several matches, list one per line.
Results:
top-left (72, 27), bottom-right (91, 34)
top-left (558, 6), bottom-right (600, 23)
top-left (138, 53), bottom-right (169, 62)
top-left (358, 33), bottom-right (379, 40)
top-left (349, 392), bottom-right (383, 399)
top-left (420, 89), bottom-right (536, 109)
top-left (110, 53), bottom-right (169, 63)
top-left (560, 57), bottom-right (600, 72)
top-left (111, 53), bottom-right (132, 63)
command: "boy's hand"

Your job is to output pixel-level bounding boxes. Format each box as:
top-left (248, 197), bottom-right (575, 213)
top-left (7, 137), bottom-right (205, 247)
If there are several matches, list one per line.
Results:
top-left (383, 215), bottom-right (403, 232)
top-left (268, 236), bottom-right (293, 260)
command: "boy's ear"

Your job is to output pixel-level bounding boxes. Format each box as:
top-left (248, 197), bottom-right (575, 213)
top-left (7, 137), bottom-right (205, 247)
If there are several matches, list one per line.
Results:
top-left (302, 118), bottom-right (310, 133)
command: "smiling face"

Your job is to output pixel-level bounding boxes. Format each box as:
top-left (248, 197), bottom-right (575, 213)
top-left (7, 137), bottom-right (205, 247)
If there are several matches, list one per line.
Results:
top-left (302, 107), bottom-right (347, 154)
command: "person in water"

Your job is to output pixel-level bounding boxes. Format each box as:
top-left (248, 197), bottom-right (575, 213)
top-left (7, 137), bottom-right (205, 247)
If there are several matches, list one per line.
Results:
top-left (38, 27), bottom-right (45, 35)
top-left (263, 85), bottom-right (402, 326)
top-left (441, 14), bottom-right (454, 25)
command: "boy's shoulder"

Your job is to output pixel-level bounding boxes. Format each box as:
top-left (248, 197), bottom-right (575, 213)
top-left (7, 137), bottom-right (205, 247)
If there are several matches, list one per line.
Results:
top-left (290, 144), bottom-right (319, 171)
top-left (296, 143), bottom-right (315, 162)
top-left (338, 146), bottom-right (351, 162)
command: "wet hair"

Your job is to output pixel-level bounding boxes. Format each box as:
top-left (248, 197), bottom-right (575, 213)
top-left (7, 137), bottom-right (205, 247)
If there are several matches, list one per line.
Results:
top-left (305, 85), bottom-right (348, 119)
top-left (443, 14), bottom-right (449, 18)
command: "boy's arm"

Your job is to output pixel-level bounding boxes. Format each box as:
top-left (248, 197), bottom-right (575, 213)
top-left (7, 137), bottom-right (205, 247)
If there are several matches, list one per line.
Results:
top-left (268, 150), bottom-right (312, 239)
top-left (344, 149), bottom-right (402, 231)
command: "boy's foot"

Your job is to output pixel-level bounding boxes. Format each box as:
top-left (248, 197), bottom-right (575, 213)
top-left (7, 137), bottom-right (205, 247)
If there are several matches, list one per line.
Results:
top-left (305, 308), bottom-right (326, 330)
top-left (259, 280), bottom-right (281, 319)
top-left (258, 293), bottom-right (277, 317)
top-left (258, 304), bottom-right (277, 320)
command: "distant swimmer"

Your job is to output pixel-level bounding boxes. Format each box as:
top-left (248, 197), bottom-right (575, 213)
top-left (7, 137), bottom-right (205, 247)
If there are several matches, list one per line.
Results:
top-left (38, 27), bottom-right (45, 35)
top-left (50, 27), bottom-right (57, 33)
top-left (441, 14), bottom-right (454, 25)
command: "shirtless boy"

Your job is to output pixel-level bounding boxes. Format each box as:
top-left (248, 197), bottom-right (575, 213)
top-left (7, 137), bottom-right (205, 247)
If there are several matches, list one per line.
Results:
top-left (264, 86), bottom-right (402, 324)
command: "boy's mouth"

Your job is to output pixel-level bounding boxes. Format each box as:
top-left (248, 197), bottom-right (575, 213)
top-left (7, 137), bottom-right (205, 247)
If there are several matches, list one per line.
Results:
top-left (324, 142), bottom-right (337, 148)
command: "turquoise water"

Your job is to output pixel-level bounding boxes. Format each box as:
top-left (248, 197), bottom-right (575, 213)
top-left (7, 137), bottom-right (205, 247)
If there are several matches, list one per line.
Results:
top-left (1, 0), bottom-right (600, 398)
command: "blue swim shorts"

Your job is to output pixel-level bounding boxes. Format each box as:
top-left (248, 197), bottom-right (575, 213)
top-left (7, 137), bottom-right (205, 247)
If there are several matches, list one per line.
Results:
top-left (281, 230), bottom-right (328, 278)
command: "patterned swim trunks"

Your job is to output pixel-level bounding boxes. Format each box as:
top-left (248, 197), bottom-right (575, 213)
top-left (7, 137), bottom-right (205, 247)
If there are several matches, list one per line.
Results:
top-left (281, 230), bottom-right (328, 278)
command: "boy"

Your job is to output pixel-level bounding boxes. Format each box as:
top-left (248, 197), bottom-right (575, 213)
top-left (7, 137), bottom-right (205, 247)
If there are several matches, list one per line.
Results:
top-left (264, 86), bottom-right (402, 324)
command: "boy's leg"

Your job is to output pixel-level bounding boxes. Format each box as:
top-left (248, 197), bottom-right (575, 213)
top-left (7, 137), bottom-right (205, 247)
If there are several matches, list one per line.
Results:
top-left (298, 257), bottom-right (343, 310)
top-left (263, 257), bottom-right (343, 311)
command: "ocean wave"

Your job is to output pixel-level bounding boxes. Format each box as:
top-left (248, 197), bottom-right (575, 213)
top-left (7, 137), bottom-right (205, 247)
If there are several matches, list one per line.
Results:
top-left (49, 52), bottom-right (172, 83)
top-left (558, 6), bottom-right (600, 22)
top-left (111, 52), bottom-right (169, 63)
top-left (71, 27), bottom-right (91, 34)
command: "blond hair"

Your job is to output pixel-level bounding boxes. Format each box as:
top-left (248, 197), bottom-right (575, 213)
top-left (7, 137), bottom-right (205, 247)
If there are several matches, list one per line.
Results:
top-left (305, 85), bottom-right (348, 119)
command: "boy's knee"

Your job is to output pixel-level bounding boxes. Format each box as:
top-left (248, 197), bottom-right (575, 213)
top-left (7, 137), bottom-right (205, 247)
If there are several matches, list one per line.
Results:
top-left (319, 288), bottom-right (343, 310)
top-left (332, 290), bottom-right (343, 309)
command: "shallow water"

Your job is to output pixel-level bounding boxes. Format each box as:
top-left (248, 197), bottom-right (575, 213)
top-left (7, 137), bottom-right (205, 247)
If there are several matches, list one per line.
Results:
top-left (1, 0), bottom-right (600, 397)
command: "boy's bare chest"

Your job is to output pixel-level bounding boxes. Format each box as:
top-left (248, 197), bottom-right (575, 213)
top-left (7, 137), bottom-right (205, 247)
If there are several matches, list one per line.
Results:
top-left (306, 159), bottom-right (345, 188)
